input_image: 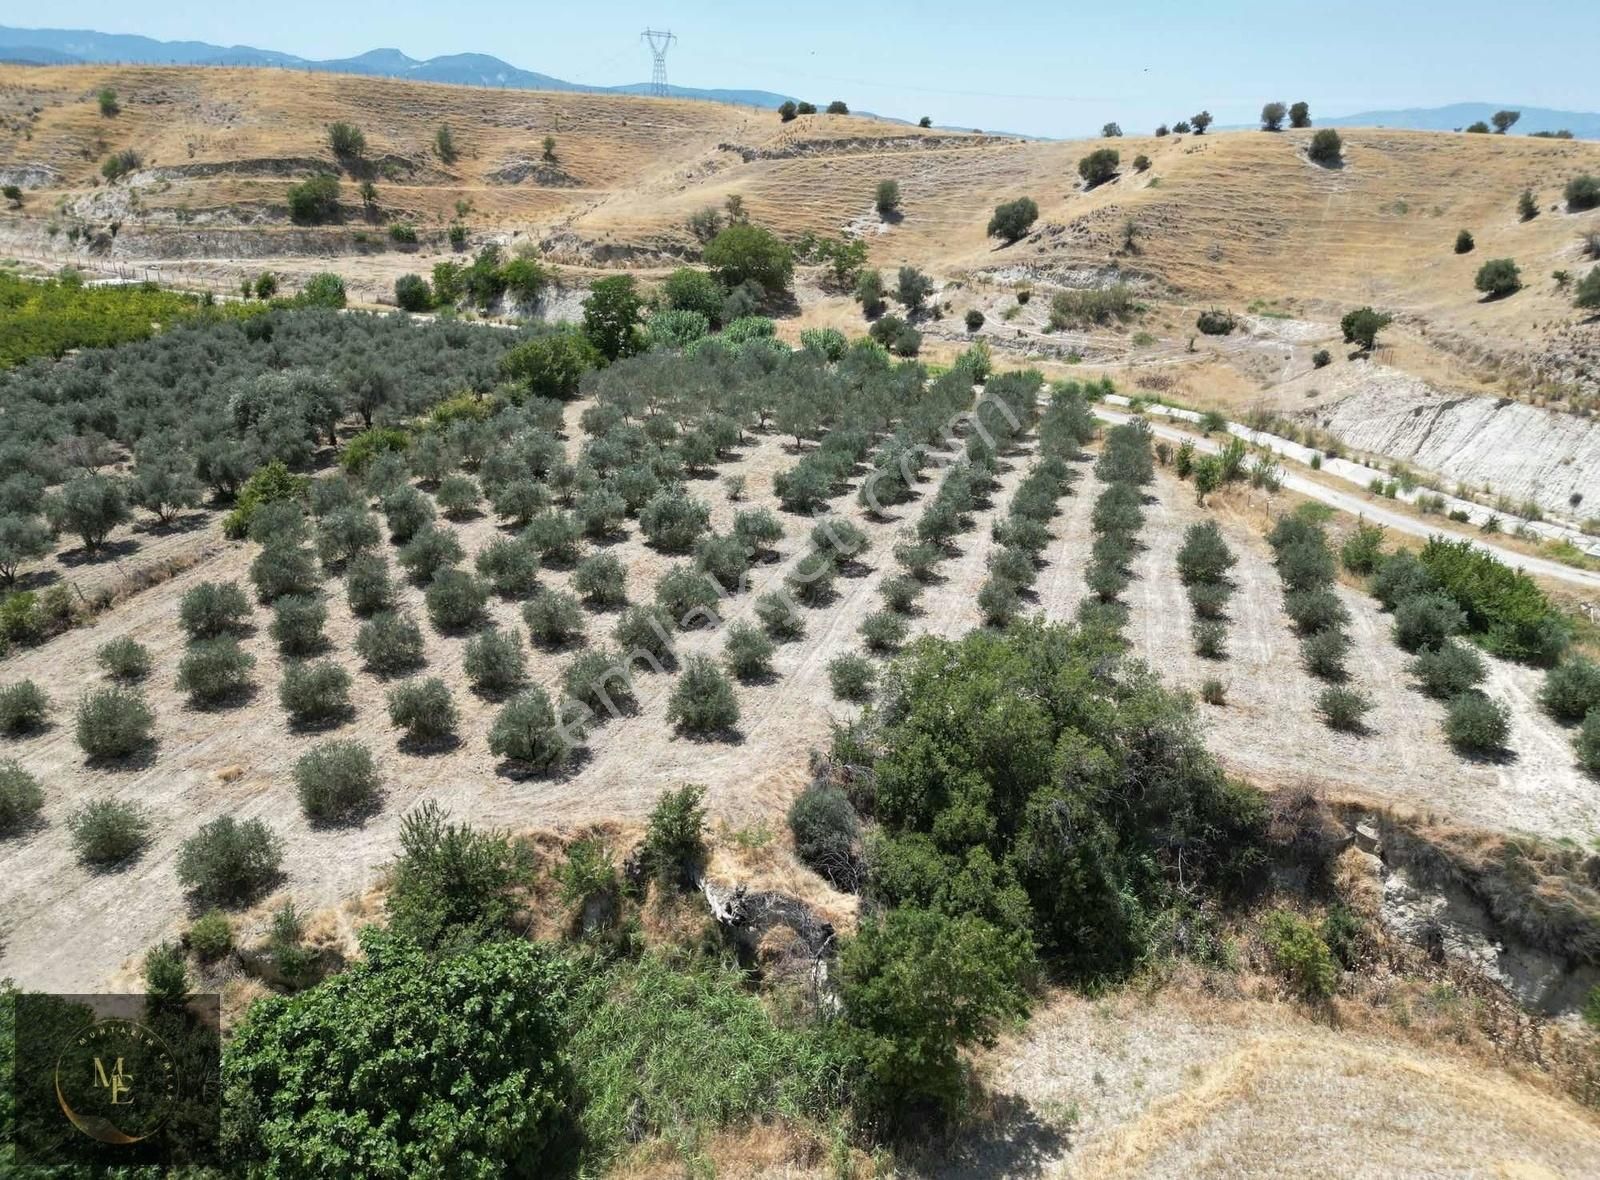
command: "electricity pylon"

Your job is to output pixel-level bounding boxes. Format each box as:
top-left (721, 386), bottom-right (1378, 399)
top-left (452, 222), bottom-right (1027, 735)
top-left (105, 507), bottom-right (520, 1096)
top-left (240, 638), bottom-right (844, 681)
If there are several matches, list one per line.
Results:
top-left (640, 29), bottom-right (675, 98)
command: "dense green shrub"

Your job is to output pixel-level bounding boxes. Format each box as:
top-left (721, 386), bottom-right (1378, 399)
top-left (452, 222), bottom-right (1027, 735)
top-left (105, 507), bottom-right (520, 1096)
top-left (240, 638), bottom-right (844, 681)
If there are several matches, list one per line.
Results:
top-left (278, 660), bottom-right (353, 726)
top-left (385, 677), bottom-right (459, 748)
top-left (563, 648), bottom-right (638, 718)
top-left (1307, 129), bottom-right (1343, 165)
top-left (1078, 147), bottom-right (1120, 186)
top-left (316, 508), bottom-right (381, 569)
top-left (1187, 580), bottom-right (1233, 620)
top-left (223, 930), bottom-right (568, 1174)
top-left (188, 910), bottom-right (234, 960)
top-left (74, 685), bottom-right (155, 759)
top-left (880, 574), bottom-right (922, 615)
top-left (355, 610), bottom-right (427, 675)
top-left (613, 604), bottom-right (676, 664)
top-left (1392, 591), bottom-right (1466, 652)
top-left (1416, 536), bottom-right (1567, 664)
top-left (640, 487), bottom-right (711, 554)
top-left (1578, 710), bottom-right (1600, 774)
top-left (286, 172), bottom-right (341, 223)
top-left (488, 687), bottom-right (581, 772)
top-left (644, 783), bottom-right (707, 884)
top-left (524, 588), bottom-right (586, 648)
top-left (1475, 258), bottom-right (1522, 298)
top-left (250, 542), bottom-right (320, 603)
top-left (295, 740), bottom-right (381, 822)
top-left (470, 537), bottom-right (538, 599)
top-left (1408, 640), bottom-right (1486, 700)
top-left (987, 197), bottom-right (1039, 243)
top-left (656, 564), bottom-right (723, 627)
top-left (723, 621), bottom-right (775, 681)
top-left (1565, 174), bottom-right (1600, 213)
top-left (1316, 686), bottom-right (1371, 731)
top-left (1339, 521), bottom-right (1386, 575)
top-left (573, 553), bottom-right (627, 607)
top-left (424, 569), bottom-right (488, 632)
top-left (788, 781), bottom-right (861, 888)
top-left (666, 656), bottom-right (741, 737)
top-left (465, 627), bottom-right (527, 696)
top-left (271, 593), bottom-right (328, 656)
top-left (65, 796), bottom-right (149, 863)
top-left (176, 638), bottom-right (255, 706)
top-left (398, 525), bottom-right (464, 584)
top-left (1444, 692), bottom-right (1511, 754)
top-left (179, 580), bottom-right (252, 639)
top-left (1263, 910), bottom-right (1337, 998)
top-left (1540, 657), bottom-right (1600, 724)
top-left (1301, 628), bottom-right (1352, 681)
top-left (829, 654), bottom-right (876, 702)
top-left (1454, 229), bottom-right (1475, 254)
top-left (0, 679), bottom-right (51, 734)
top-left (861, 609), bottom-right (910, 652)
top-left (755, 592), bottom-right (804, 642)
top-left (522, 511), bottom-right (583, 566)
top-left (0, 759), bottom-right (44, 835)
top-left (176, 816), bottom-right (284, 904)
top-left (703, 223), bottom-right (794, 297)
top-left (1339, 306), bottom-right (1392, 352)
top-left (1176, 521), bottom-right (1236, 585)
top-left (344, 553), bottom-right (397, 618)
top-left (978, 577), bottom-right (1022, 627)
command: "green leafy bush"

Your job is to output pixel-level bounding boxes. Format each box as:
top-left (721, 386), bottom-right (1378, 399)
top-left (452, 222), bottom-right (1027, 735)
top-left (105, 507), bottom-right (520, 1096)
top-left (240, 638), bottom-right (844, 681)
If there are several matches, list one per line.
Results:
top-left (271, 593), bottom-right (328, 656)
top-left (1410, 640), bottom-right (1487, 700)
top-left (188, 910), bottom-right (234, 961)
top-left (1307, 129), bottom-right (1343, 165)
top-left (176, 816), bottom-right (284, 905)
top-left (278, 660), bottom-right (353, 726)
top-left (666, 656), bottom-right (741, 737)
top-left (1316, 685), bottom-right (1371, 731)
top-left (1444, 692), bottom-right (1511, 755)
top-left (424, 568), bottom-right (488, 632)
top-left (250, 542), bottom-right (320, 603)
top-left (1263, 910), bottom-right (1337, 998)
top-left (1392, 591), bottom-right (1466, 652)
top-left (386, 677), bottom-right (459, 747)
top-left (488, 687), bottom-right (582, 772)
top-left (722, 622), bottom-right (775, 682)
top-left (987, 197), bottom-right (1039, 243)
top-left (0, 679), bottom-right (50, 734)
top-left (788, 781), bottom-right (860, 887)
top-left (1475, 258), bottom-right (1522, 298)
top-left (0, 760), bottom-right (44, 836)
top-left (179, 580), bottom-right (252, 639)
top-left (640, 487), bottom-right (711, 554)
top-left (1577, 710), bottom-right (1600, 774)
top-left (828, 654), bottom-right (876, 702)
top-left (294, 740), bottom-right (381, 822)
top-left (74, 685), bottom-right (154, 759)
top-left (464, 627), bottom-right (527, 696)
top-left (176, 637), bottom-right (256, 706)
top-left (644, 783), bottom-right (707, 884)
top-left (613, 604), bottom-right (675, 664)
top-left (573, 553), bottom-right (627, 607)
top-left (222, 931), bottom-right (569, 1174)
top-left (1416, 536), bottom-right (1567, 664)
top-left (1540, 657), bottom-right (1600, 724)
top-left (355, 610), bottom-right (427, 675)
top-left (66, 796), bottom-right (150, 863)
top-left (755, 592), bottom-right (804, 642)
top-left (524, 588), bottom-right (586, 648)
top-left (1176, 521), bottom-right (1236, 585)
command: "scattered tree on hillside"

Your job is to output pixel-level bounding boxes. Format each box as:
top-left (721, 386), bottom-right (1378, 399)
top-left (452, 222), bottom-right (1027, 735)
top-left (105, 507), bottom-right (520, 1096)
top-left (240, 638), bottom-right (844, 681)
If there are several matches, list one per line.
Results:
top-left (1572, 267), bottom-right (1600, 311)
top-left (2, 184), bottom-right (21, 207)
top-left (703, 223), bottom-right (793, 299)
top-left (895, 266), bottom-right (933, 312)
top-left (1492, 109), bottom-right (1521, 134)
top-left (796, 101), bottom-right (818, 115)
top-left (875, 179), bottom-right (901, 217)
top-left (1173, 120), bottom-right (1192, 134)
top-left (1340, 306), bottom-right (1392, 352)
top-left (1289, 101), bottom-right (1312, 128)
top-left (287, 173), bottom-right (341, 224)
top-left (1154, 124), bottom-right (1169, 137)
top-left (1465, 121), bottom-right (1490, 134)
top-left (328, 122), bottom-right (366, 159)
top-left (582, 276), bottom-right (644, 361)
top-left (1190, 111), bottom-right (1214, 134)
top-left (1101, 122), bottom-right (1122, 137)
top-left (1475, 258), bottom-right (1522, 298)
top-left (987, 197), bottom-right (1039, 244)
top-left (1078, 148), bottom-right (1120, 187)
top-left (434, 124), bottom-right (457, 163)
top-left (1518, 188), bottom-right (1539, 221)
top-left (542, 136), bottom-right (557, 162)
top-left (1308, 129), bottom-right (1343, 166)
top-left (856, 268), bottom-right (886, 317)
top-left (1454, 229), bottom-right (1475, 254)
top-left (1567, 175), bottom-right (1600, 212)
top-left (1261, 102), bottom-right (1287, 131)
top-left (827, 100), bottom-right (849, 115)
top-left (918, 115), bottom-right (932, 128)
top-left (97, 87), bottom-right (119, 116)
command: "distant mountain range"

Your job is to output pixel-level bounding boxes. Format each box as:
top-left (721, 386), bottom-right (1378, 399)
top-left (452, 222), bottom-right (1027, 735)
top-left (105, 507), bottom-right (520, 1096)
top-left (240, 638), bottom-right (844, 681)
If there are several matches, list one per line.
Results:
top-left (2, 27), bottom-right (1597, 141)
top-left (0, 25), bottom-right (797, 109)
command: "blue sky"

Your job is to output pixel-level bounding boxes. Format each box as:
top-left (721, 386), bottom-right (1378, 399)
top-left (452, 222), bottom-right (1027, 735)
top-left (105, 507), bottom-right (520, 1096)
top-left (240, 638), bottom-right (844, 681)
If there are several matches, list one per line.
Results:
top-left (42, 1), bottom-right (1600, 136)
